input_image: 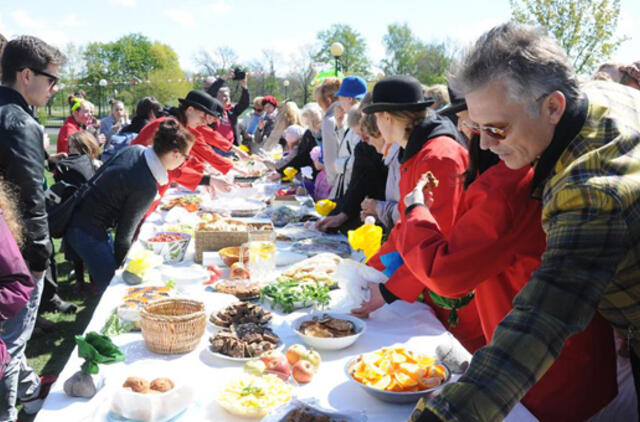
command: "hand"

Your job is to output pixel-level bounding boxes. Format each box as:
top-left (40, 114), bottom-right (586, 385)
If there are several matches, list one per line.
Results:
top-left (404, 174), bottom-right (435, 208)
top-left (266, 171), bottom-right (281, 181)
top-left (97, 133), bottom-right (107, 145)
top-left (315, 212), bottom-right (348, 232)
top-left (48, 152), bottom-right (68, 164)
top-left (351, 282), bottom-right (386, 318)
top-left (257, 119), bottom-right (266, 130)
top-left (360, 210), bottom-right (376, 222)
top-left (209, 175), bottom-right (234, 194)
top-left (360, 197), bottom-right (377, 215)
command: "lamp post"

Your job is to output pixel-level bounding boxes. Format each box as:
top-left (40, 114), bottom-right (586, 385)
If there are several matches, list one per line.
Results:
top-left (283, 79), bottom-right (290, 99)
top-left (98, 78), bottom-right (108, 117)
top-left (329, 42), bottom-right (344, 77)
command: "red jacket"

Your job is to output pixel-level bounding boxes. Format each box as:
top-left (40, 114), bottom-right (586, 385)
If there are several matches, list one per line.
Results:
top-left (195, 125), bottom-right (233, 151)
top-left (366, 119), bottom-right (484, 352)
top-left (396, 162), bottom-right (617, 422)
top-left (57, 116), bottom-right (81, 153)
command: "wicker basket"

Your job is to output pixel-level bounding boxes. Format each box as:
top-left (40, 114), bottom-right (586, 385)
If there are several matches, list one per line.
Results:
top-left (140, 299), bottom-right (206, 354)
top-left (194, 222), bottom-right (275, 263)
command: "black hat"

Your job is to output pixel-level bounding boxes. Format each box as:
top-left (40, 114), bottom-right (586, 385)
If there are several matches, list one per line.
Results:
top-left (178, 90), bottom-right (223, 118)
top-left (437, 84), bottom-right (467, 116)
top-left (361, 75), bottom-right (434, 114)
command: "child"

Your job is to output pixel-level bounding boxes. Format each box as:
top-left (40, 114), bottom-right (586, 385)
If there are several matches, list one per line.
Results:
top-left (310, 146), bottom-right (331, 200)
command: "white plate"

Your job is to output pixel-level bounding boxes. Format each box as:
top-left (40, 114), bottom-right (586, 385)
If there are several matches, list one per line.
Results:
top-left (205, 342), bottom-right (284, 362)
top-left (291, 313), bottom-right (366, 351)
top-left (276, 250), bottom-right (307, 267)
top-left (159, 265), bottom-right (209, 285)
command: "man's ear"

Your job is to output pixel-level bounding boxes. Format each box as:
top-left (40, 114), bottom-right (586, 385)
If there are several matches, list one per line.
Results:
top-left (544, 90), bottom-right (566, 125)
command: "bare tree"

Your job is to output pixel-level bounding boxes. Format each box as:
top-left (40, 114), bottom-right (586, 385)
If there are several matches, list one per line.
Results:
top-left (288, 44), bottom-right (317, 104)
top-left (194, 46), bottom-right (239, 76)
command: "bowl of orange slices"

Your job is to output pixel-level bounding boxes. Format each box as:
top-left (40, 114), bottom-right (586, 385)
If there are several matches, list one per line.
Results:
top-left (345, 347), bottom-right (450, 403)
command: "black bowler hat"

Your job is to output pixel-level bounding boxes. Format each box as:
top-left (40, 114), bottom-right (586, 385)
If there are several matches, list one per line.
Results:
top-left (178, 90), bottom-right (223, 118)
top-left (361, 75), bottom-right (434, 114)
top-left (437, 84), bottom-right (467, 116)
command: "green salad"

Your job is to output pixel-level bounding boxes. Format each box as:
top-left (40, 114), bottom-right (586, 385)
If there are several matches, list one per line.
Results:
top-left (261, 278), bottom-right (331, 313)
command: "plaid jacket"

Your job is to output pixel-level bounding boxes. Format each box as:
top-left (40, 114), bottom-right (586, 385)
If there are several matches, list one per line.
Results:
top-left (424, 81), bottom-right (640, 422)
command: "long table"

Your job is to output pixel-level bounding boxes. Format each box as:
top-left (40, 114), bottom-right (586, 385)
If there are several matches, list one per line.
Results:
top-left (35, 184), bottom-right (538, 422)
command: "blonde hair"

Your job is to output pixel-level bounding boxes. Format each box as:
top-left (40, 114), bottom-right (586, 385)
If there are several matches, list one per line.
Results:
top-left (263, 101), bottom-right (302, 150)
top-left (316, 77), bottom-right (341, 111)
top-left (68, 130), bottom-right (101, 159)
top-left (425, 84), bottom-right (450, 108)
top-left (301, 102), bottom-right (323, 133)
top-left (0, 179), bottom-right (23, 247)
top-left (252, 96), bottom-right (264, 109)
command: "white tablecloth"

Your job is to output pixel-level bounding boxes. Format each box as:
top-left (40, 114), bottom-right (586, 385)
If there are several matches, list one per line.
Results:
top-left (35, 186), bottom-right (538, 422)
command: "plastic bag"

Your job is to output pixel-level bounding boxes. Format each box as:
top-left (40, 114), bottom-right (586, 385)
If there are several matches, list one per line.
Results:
top-left (263, 397), bottom-right (367, 422)
top-left (328, 259), bottom-right (388, 313)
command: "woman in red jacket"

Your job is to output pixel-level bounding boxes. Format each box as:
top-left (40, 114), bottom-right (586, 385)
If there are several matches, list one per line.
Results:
top-left (356, 96), bottom-right (618, 421)
top-left (57, 96), bottom-right (90, 153)
top-left (132, 90), bottom-right (239, 201)
top-left (353, 76), bottom-right (485, 352)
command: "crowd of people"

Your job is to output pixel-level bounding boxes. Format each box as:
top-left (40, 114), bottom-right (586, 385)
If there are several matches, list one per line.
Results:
top-left (2, 22), bottom-right (640, 421)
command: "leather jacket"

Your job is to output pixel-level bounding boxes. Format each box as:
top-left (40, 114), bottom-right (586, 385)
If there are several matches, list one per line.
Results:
top-left (0, 86), bottom-right (52, 271)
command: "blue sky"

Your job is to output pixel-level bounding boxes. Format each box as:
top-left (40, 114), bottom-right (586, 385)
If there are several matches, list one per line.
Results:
top-left (1, 0), bottom-right (638, 75)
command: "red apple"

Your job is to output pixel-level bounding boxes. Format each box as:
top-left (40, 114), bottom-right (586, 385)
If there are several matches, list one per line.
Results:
top-left (292, 360), bottom-right (315, 384)
top-left (265, 357), bottom-right (291, 381)
top-left (259, 350), bottom-right (285, 367)
top-left (285, 344), bottom-right (308, 365)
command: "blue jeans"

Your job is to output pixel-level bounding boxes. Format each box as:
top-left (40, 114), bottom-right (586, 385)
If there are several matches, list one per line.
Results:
top-left (65, 224), bottom-right (115, 291)
top-left (0, 271), bottom-right (44, 422)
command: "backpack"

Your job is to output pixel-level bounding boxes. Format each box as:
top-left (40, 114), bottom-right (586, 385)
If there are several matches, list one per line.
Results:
top-left (101, 131), bottom-right (137, 162)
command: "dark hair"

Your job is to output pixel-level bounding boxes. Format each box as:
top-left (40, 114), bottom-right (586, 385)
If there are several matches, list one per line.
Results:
top-left (135, 96), bottom-right (162, 119)
top-left (0, 34), bottom-right (7, 81)
top-left (0, 178), bottom-right (24, 247)
top-left (152, 117), bottom-right (194, 156)
top-left (1, 35), bottom-right (65, 85)
top-left (462, 134), bottom-right (501, 189)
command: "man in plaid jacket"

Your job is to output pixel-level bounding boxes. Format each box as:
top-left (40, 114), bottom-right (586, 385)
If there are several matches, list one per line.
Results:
top-left (414, 22), bottom-right (640, 422)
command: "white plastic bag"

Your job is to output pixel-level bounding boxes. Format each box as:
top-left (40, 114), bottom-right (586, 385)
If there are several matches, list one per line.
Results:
top-left (328, 259), bottom-right (388, 313)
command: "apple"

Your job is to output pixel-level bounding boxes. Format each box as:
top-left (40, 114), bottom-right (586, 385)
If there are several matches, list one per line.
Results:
top-left (302, 349), bottom-right (322, 368)
top-left (244, 359), bottom-right (266, 376)
top-left (264, 357), bottom-right (291, 381)
top-left (292, 360), bottom-right (315, 384)
top-left (285, 344), bottom-right (308, 365)
top-left (259, 350), bottom-right (285, 367)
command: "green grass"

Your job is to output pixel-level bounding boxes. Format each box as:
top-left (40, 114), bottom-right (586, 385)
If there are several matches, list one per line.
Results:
top-left (17, 160), bottom-right (101, 421)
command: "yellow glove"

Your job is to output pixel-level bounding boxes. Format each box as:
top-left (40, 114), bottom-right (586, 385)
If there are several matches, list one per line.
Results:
top-left (282, 166), bottom-right (298, 182)
top-left (348, 216), bottom-right (383, 262)
top-left (315, 199), bottom-right (337, 216)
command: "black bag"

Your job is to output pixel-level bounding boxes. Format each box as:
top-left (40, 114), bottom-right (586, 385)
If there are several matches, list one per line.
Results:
top-left (46, 182), bottom-right (90, 239)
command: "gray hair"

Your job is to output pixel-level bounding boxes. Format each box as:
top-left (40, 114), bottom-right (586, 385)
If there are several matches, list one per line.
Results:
top-left (346, 102), bottom-right (362, 129)
top-left (450, 22), bottom-right (580, 115)
top-left (218, 86), bottom-right (231, 96)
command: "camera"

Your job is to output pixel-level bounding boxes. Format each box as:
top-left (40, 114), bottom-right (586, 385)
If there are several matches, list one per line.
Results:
top-left (232, 67), bottom-right (246, 81)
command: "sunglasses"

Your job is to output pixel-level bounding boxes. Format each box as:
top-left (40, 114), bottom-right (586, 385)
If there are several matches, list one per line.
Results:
top-left (461, 120), bottom-right (507, 140)
top-left (253, 108), bottom-right (263, 113)
top-left (26, 68), bottom-right (60, 88)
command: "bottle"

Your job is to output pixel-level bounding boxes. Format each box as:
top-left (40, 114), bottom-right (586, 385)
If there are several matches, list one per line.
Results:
top-left (348, 216), bottom-right (383, 262)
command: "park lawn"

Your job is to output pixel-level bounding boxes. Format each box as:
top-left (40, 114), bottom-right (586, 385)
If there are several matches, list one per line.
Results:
top-left (19, 142), bottom-right (102, 421)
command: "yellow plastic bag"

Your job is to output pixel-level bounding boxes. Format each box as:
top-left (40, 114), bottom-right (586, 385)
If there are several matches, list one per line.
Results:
top-left (348, 216), bottom-right (382, 262)
top-left (282, 166), bottom-right (298, 182)
top-left (315, 199), bottom-right (337, 216)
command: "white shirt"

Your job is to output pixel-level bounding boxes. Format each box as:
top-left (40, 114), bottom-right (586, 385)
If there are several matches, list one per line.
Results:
top-left (143, 146), bottom-right (169, 186)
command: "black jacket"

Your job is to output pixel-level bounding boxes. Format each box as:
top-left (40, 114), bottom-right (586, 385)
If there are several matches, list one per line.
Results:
top-left (276, 130), bottom-right (321, 175)
top-left (69, 145), bottom-right (158, 265)
top-left (206, 78), bottom-right (250, 145)
top-left (0, 86), bottom-right (52, 271)
top-left (339, 142), bottom-right (388, 219)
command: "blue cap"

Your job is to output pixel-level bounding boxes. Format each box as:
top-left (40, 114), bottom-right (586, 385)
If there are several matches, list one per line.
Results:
top-left (335, 76), bottom-right (367, 100)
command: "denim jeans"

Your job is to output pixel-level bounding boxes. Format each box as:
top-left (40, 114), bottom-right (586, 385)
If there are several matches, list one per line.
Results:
top-left (0, 271), bottom-right (44, 422)
top-left (65, 224), bottom-right (116, 291)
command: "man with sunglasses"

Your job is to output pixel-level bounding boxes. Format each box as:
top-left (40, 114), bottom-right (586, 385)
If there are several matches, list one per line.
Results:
top-left (414, 22), bottom-right (640, 422)
top-left (0, 35), bottom-right (65, 420)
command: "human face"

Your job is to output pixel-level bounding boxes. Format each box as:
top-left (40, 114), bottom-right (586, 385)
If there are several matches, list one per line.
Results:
top-left (466, 80), bottom-right (563, 169)
top-left (23, 63), bottom-right (59, 107)
top-left (73, 104), bottom-right (92, 126)
top-left (374, 112), bottom-right (406, 146)
top-left (166, 145), bottom-right (193, 170)
top-left (338, 96), bottom-right (356, 113)
top-left (112, 102), bottom-right (125, 120)
top-left (185, 106), bottom-right (207, 128)
top-left (253, 106), bottom-right (263, 116)
top-left (217, 91), bottom-right (231, 107)
top-left (205, 113), bottom-right (219, 125)
top-left (264, 103), bottom-right (275, 115)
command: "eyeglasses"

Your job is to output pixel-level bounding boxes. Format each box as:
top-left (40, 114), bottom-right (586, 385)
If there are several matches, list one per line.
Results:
top-left (25, 68), bottom-right (60, 88)
top-left (461, 120), bottom-right (507, 140)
